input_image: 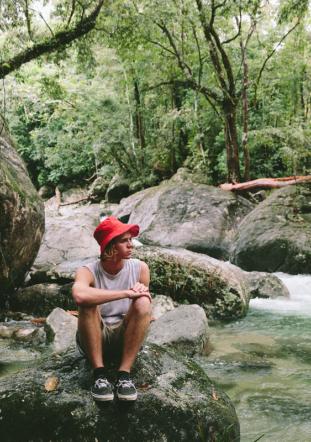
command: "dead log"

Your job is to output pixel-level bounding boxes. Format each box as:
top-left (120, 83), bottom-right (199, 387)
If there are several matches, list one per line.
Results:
top-left (220, 176), bottom-right (311, 191)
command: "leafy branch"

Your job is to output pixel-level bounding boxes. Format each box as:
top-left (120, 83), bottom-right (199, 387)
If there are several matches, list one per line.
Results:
top-left (0, 0), bottom-right (105, 79)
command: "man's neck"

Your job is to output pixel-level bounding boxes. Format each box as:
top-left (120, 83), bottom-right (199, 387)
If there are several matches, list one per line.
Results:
top-left (101, 258), bottom-right (124, 275)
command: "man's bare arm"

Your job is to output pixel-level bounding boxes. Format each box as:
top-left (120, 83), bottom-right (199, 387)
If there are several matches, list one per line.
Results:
top-left (72, 267), bottom-right (134, 307)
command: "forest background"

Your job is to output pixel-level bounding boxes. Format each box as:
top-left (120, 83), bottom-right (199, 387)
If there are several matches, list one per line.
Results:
top-left (1, 0), bottom-right (311, 193)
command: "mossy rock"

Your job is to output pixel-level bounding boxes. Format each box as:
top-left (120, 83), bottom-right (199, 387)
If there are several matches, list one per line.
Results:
top-left (0, 122), bottom-right (44, 298)
top-left (0, 345), bottom-right (240, 441)
top-left (9, 283), bottom-right (76, 316)
top-left (134, 246), bottom-right (249, 321)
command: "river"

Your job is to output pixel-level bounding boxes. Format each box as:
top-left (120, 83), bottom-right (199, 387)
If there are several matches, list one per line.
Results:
top-left (196, 273), bottom-right (311, 442)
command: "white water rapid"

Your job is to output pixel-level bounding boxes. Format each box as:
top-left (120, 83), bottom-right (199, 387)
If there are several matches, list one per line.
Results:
top-left (250, 273), bottom-right (311, 315)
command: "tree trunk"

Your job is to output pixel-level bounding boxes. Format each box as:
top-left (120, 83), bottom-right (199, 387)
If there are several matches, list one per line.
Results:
top-left (223, 102), bottom-right (241, 182)
top-left (134, 80), bottom-right (146, 151)
top-left (241, 42), bottom-right (250, 181)
top-left (171, 83), bottom-right (188, 169)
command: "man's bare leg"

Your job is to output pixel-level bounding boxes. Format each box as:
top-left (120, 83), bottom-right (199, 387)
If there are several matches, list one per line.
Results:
top-left (119, 296), bottom-right (151, 372)
top-left (78, 306), bottom-right (104, 369)
top-left (78, 306), bottom-right (114, 401)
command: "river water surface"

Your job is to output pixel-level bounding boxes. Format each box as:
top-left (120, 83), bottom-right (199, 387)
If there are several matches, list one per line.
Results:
top-left (197, 274), bottom-right (311, 442)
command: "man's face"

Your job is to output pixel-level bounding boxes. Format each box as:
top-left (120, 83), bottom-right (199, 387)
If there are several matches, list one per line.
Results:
top-left (114, 231), bottom-right (133, 259)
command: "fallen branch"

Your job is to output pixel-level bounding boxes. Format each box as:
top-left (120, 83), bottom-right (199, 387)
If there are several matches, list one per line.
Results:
top-left (220, 176), bottom-right (311, 191)
top-left (59, 196), bottom-right (91, 207)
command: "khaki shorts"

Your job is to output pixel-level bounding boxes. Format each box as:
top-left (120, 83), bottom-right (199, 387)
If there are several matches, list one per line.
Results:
top-left (76, 319), bottom-right (125, 360)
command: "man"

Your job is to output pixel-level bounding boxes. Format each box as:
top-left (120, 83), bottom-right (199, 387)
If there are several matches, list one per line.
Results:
top-left (72, 216), bottom-right (151, 402)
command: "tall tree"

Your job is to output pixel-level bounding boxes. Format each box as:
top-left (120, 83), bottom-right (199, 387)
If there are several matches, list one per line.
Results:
top-left (101, 0), bottom-right (307, 182)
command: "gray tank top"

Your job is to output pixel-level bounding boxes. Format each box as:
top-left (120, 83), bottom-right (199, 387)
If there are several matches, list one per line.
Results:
top-left (84, 259), bottom-right (141, 325)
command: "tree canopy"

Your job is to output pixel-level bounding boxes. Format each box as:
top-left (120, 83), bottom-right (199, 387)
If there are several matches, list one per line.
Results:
top-left (1, 0), bottom-right (311, 189)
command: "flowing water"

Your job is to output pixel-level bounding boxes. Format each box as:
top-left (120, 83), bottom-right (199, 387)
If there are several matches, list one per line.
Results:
top-left (196, 273), bottom-right (311, 442)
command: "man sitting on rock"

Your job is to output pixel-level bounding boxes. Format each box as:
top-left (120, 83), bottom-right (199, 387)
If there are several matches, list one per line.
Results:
top-left (72, 216), bottom-right (151, 402)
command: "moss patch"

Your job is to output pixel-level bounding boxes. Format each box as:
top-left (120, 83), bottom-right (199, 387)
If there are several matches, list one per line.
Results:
top-left (134, 247), bottom-right (247, 320)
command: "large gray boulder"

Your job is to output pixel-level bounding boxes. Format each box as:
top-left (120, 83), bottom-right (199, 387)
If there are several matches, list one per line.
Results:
top-left (134, 246), bottom-right (250, 320)
top-left (0, 123), bottom-right (44, 297)
top-left (0, 346), bottom-right (240, 441)
top-left (113, 171), bottom-right (253, 259)
top-left (33, 203), bottom-right (101, 272)
top-left (147, 304), bottom-right (209, 355)
top-left (232, 184), bottom-right (311, 273)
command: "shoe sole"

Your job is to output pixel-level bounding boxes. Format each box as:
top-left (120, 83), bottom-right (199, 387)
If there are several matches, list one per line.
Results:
top-left (91, 392), bottom-right (114, 401)
top-left (117, 393), bottom-right (137, 401)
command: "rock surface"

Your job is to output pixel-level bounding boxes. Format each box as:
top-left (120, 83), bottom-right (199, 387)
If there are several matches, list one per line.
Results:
top-left (232, 184), bottom-right (311, 273)
top-left (151, 295), bottom-right (176, 320)
top-left (244, 271), bottom-right (290, 299)
top-left (88, 176), bottom-right (110, 202)
top-left (0, 346), bottom-right (240, 441)
top-left (45, 308), bottom-right (77, 353)
top-left (147, 304), bottom-right (208, 355)
top-left (0, 123), bottom-right (44, 297)
top-left (113, 172), bottom-right (253, 259)
top-left (135, 246), bottom-right (250, 320)
top-left (10, 283), bottom-right (75, 315)
top-left (32, 203), bottom-right (101, 271)
top-left (0, 321), bottom-right (46, 345)
top-left (106, 174), bottom-right (130, 203)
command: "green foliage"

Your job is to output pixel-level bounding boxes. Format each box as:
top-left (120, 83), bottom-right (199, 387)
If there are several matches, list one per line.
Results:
top-left (1, 0), bottom-right (311, 190)
top-left (248, 127), bottom-right (311, 178)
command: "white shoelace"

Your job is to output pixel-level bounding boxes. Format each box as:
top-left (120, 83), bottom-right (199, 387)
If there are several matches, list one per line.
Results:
top-left (117, 379), bottom-right (135, 388)
top-left (95, 378), bottom-right (110, 389)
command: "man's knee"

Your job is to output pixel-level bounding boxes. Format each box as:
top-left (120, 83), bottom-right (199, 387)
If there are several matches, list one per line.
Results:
top-left (132, 296), bottom-right (152, 318)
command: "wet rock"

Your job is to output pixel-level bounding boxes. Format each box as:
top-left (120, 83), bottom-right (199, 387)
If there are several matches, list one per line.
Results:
top-left (10, 283), bottom-right (75, 315)
top-left (0, 325), bottom-right (15, 338)
top-left (0, 346), bottom-right (240, 442)
top-left (0, 122), bottom-right (44, 296)
top-left (151, 295), bottom-right (176, 320)
top-left (45, 308), bottom-right (77, 353)
top-left (113, 171), bottom-right (253, 259)
top-left (245, 271), bottom-right (290, 299)
top-left (147, 304), bottom-right (208, 355)
top-left (14, 326), bottom-right (46, 345)
top-left (0, 321), bottom-right (46, 345)
top-left (232, 184), bottom-right (311, 273)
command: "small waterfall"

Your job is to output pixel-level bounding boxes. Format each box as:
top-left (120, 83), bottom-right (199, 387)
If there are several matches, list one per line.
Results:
top-left (250, 273), bottom-right (311, 315)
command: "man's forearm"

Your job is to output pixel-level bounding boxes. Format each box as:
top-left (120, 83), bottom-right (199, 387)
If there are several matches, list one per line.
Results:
top-left (72, 283), bottom-right (131, 307)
